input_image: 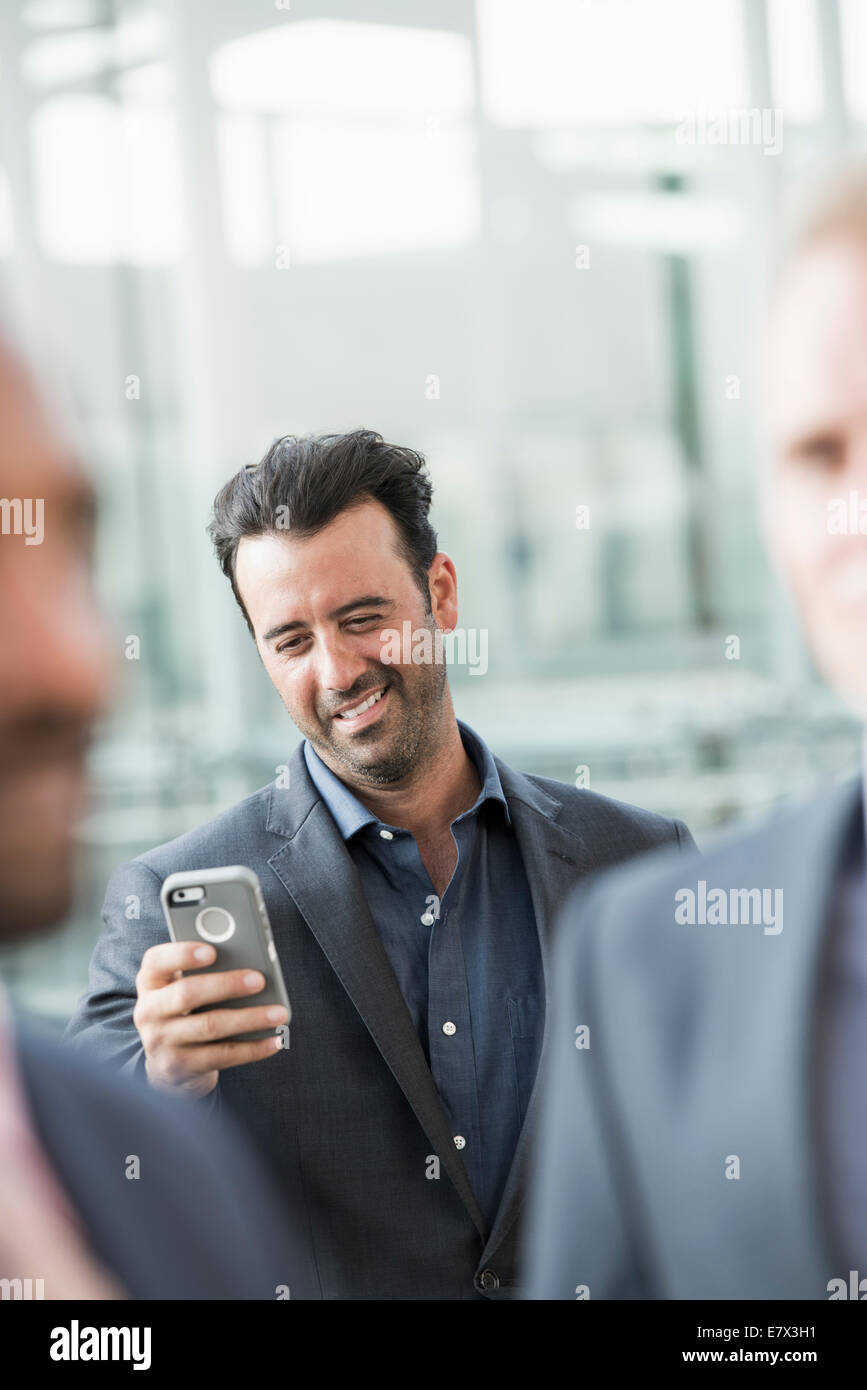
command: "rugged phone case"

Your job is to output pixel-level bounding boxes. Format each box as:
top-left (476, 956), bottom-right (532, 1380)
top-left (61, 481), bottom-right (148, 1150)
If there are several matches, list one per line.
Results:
top-left (160, 865), bottom-right (292, 1042)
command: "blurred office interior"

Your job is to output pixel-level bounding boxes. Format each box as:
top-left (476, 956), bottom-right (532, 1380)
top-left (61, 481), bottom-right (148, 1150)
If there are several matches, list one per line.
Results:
top-left (0, 0), bottom-right (863, 1019)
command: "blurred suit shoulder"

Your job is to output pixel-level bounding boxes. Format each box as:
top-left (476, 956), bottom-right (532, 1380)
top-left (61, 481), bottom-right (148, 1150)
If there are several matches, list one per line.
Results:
top-left (14, 1018), bottom-right (320, 1300)
top-left (556, 774), bottom-right (860, 956)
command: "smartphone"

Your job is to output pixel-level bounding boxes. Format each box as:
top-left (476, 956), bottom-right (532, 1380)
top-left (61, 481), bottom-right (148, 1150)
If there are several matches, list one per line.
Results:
top-left (160, 866), bottom-right (291, 1043)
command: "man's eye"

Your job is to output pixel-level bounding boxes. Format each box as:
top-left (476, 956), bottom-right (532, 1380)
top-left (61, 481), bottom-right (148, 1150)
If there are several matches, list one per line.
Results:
top-left (275, 615), bottom-right (382, 653)
top-left (790, 435), bottom-right (844, 469)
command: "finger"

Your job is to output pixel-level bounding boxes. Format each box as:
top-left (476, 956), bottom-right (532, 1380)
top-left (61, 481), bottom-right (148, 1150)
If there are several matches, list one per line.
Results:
top-left (173, 1034), bottom-right (284, 1075)
top-left (147, 968), bottom-right (268, 1023)
top-left (138, 940), bottom-right (217, 990)
top-left (170, 1003), bottom-right (289, 1046)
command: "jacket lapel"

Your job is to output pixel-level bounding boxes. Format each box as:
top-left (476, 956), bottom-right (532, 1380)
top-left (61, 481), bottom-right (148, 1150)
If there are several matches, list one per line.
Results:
top-left (265, 744), bottom-right (487, 1236)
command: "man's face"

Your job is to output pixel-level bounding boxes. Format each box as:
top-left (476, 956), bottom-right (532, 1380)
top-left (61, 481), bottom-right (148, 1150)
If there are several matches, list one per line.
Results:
top-left (235, 497), bottom-right (454, 785)
top-left (0, 347), bottom-right (111, 936)
top-left (762, 236), bottom-right (867, 717)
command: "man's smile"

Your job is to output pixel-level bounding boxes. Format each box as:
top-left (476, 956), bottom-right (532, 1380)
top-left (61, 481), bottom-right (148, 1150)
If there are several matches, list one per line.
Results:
top-left (331, 684), bottom-right (390, 731)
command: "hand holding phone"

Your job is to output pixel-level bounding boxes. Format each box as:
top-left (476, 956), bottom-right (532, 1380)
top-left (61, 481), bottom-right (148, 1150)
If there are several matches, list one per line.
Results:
top-left (133, 866), bottom-right (291, 1098)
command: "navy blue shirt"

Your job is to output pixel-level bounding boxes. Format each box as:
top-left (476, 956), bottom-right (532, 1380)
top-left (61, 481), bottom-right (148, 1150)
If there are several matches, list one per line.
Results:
top-left (303, 719), bottom-right (543, 1232)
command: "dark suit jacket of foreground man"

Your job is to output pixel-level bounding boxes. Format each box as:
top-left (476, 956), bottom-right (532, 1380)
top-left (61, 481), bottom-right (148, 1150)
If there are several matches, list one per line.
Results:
top-left (65, 738), bottom-right (693, 1300)
top-left (14, 1020), bottom-right (319, 1299)
top-left (524, 777), bottom-right (866, 1300)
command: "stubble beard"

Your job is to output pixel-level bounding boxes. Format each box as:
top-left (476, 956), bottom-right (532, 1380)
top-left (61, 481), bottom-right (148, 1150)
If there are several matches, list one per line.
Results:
top-left (302, 657), bottom-right (450, 787)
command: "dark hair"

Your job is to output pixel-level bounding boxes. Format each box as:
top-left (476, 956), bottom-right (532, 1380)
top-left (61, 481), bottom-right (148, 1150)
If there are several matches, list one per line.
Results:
top-left (208, 429), bottom-right (438, 635)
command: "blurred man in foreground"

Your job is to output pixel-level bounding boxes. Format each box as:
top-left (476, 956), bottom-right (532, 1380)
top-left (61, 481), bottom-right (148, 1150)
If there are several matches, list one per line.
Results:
top-left (525, 168), bottom-right (867, 1300)
top-left (0, 324), bottom-right (316, 1299)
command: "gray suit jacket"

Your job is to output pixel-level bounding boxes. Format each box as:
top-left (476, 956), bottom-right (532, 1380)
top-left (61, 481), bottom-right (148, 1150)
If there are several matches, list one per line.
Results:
top-left (65, 738), bottom-right (692, 1300)
top-left (524, 777), bottom-right (860, 1300)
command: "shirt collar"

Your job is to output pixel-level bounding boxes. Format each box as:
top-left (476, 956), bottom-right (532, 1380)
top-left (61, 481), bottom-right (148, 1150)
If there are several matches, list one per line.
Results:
top-left (302, 718), bottom-right (510, 842)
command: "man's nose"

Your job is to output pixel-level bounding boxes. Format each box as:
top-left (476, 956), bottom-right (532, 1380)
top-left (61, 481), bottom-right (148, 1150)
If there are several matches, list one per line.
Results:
top-left (315, 631), bottom-right (371, 695)
top-left (2, 557), bottom-right (114, 730)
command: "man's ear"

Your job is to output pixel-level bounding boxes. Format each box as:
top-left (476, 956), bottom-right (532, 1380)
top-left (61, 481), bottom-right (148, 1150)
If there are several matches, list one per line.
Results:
top-left (427, 552), bottom-right (458, 629)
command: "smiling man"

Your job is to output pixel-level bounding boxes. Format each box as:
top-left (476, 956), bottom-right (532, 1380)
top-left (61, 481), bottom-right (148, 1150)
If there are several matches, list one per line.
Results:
top-left (66, 428), bottom-right (694, 1300)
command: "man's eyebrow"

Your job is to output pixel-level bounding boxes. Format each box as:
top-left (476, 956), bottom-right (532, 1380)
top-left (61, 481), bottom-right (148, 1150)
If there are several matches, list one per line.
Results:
top-left (262, 595), bottom-right (393, 643)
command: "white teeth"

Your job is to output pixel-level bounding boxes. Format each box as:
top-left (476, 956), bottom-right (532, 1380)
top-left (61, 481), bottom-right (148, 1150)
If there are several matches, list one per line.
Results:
top-left (338, 689), bottom-right (385, 720)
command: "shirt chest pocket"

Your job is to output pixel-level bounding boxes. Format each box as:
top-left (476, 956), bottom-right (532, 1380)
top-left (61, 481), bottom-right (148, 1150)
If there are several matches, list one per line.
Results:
top-left (507, 996), bottom-right (534, 1038)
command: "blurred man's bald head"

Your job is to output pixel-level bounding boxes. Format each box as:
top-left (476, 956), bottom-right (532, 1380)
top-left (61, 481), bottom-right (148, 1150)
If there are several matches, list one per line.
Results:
top-left (0, 334), bottom-right (111, 936)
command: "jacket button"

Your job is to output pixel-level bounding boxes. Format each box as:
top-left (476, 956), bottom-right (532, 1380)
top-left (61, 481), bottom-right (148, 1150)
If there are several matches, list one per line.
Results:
top-left (479, 1269), bottom-right (499, 1291)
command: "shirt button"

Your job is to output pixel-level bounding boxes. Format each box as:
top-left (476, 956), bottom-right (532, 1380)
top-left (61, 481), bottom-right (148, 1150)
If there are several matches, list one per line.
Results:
top-left (442, 1021), bottom-right (456, 1036)
top-left (453, 1135), bottom-right (466, 1149)
top-left (479, 1269), bottom-right (500, 1291)
top-left (420, 911), bottom-right (434, 925)
top-left (379, 829), bottom-right (394, 840)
